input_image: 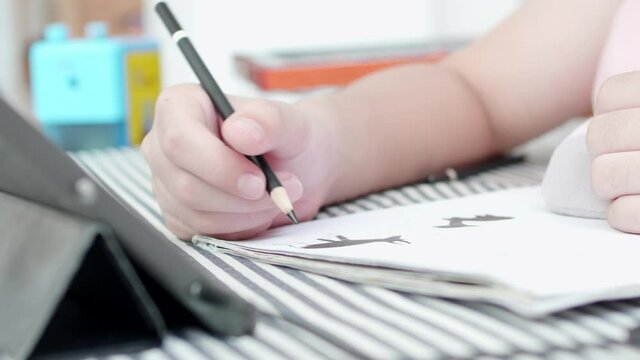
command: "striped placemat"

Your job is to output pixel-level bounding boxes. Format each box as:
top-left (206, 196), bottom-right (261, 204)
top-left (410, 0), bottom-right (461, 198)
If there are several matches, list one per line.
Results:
top-left (73, 147), bottom-right (640, 360)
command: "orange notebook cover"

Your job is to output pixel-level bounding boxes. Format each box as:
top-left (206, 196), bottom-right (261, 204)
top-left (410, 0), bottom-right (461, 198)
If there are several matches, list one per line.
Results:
top-left (235, 40), bottom-right (467, 91)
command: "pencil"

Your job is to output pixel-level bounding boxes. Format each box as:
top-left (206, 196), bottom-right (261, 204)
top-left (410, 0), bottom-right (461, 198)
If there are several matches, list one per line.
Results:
top-left (155, 2), bottom-right (299, 224)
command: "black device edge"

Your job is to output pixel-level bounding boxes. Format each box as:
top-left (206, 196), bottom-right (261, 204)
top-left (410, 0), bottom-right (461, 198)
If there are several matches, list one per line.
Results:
top-left (0, 99), bottom-right (256, 336)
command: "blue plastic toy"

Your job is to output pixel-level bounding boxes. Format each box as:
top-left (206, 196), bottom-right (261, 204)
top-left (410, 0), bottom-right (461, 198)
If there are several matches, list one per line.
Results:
top-left (30, 22), bottom-right (160, 150)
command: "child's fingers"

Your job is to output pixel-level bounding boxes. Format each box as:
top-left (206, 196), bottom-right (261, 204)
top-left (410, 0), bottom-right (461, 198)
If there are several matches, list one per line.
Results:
top-left (153, 165), bottom-right (271, 213)
top-left (155, 152), bottom-right (303, 213)
top-left (595, 71), bottom-right (640, 115)
top-left (222, 99), bottom-right (311, 159)
top-left (155, 100), bottom-right (268, 200)
top-left (163, 212), bottom-right (197, 241)
top-left (154, 179), bottom-right (281, 235)
top-left (163, 209), bottom-right (272, 241)
top-left (587, 108), bottom-right (640, 157)
top-left (185, 207), bottom-right (281, 237)
top-left (148, 132), bottom-right (303, 212)
top-left (147, 136), bottom-right (276, 212)
top-left (608, 194), bottom-right (640, 234)
top-left (591, 151), bottom-right (640, 200)
top-left (156, 84), bottom-right (219, 133)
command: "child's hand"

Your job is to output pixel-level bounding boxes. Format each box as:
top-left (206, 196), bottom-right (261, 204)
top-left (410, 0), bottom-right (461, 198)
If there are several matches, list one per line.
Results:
top-left (142, 84), bottom-right (339, 240)
top-left (588, 72), bottom-right (640, 233)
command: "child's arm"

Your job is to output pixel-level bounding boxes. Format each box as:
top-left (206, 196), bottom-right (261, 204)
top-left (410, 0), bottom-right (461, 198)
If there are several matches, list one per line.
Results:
top-left (314, 0), bottom-right (620, 203)
top-left (143, 0), bottom-right (621, 239)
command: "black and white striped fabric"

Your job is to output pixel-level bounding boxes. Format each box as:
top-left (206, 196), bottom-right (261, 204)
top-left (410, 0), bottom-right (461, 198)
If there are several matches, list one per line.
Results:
top-left (73, 148), bottom-right (640, 360)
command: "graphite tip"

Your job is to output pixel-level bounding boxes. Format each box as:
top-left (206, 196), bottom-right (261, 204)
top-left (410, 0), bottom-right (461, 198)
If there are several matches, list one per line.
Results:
top-left (287, 211), bottom-right (300, 224)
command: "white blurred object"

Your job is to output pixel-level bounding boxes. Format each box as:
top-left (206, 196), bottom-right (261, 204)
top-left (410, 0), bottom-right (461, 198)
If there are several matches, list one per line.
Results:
top-left (542, 121), bottom-right (608, 219)
top-left (432, 0), bottom-right (522, 38)
top-left (143, 0), bottom-right (523, 98)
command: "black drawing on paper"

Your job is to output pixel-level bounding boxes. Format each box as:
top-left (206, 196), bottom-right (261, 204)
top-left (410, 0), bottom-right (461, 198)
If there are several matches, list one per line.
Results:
top-left (302, 235), bottom-right (409, 249)
top-left (435, 214), bottom-right (513, 228)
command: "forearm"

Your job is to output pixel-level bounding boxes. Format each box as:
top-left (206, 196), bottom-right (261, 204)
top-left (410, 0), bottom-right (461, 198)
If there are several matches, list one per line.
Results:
top-left (301, 63), bottom-right (499, 203)
top-left (298, 0), bottom-right (620, 205)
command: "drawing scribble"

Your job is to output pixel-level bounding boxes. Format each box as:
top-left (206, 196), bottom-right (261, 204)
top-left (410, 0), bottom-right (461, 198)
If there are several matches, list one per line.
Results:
top-left (435, 214), bottom-right (513, 228)
top-left (302, 235), bottom-right (409, 249)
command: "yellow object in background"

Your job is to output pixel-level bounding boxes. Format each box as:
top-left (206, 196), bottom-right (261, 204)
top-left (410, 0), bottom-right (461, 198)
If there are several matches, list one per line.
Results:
top-left (126, 51), bottom-right (160, 145)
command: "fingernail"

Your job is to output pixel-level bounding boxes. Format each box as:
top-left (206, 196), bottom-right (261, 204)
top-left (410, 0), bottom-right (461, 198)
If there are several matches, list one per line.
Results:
top-left (237, 173), bottom-right (265, 200)
top-left (279, 173), bottom-right (304, 201)
top-left (231, 117), bottom-right (264, 142)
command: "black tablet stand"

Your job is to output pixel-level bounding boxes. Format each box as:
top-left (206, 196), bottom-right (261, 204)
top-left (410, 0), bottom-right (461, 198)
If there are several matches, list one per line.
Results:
top-left (0, 192), bottom-right (163, 359)
top-left (0, 99), bottom-right (255, 359)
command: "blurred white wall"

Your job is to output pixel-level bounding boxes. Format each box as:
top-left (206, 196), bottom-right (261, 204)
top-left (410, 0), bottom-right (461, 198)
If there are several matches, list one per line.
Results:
top-left (147, 0), bottom-right (524, 95)
top-left (0, 0), bottom-right (51, 117)
top-left (0, 0), bottom-right (24, 112)
top-left (0, 1), bottom-right (524, 114)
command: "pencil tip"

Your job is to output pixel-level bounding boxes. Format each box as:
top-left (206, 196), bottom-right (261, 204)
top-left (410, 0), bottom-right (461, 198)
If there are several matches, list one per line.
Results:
top-left (287, 211), bottom-right (300, 224)
top-left (270, 187), bottom-right (299, 223)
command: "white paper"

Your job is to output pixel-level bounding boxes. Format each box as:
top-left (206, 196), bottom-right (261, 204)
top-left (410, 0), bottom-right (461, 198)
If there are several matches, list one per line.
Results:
top-left (196, 187), bottom-right (640, 316)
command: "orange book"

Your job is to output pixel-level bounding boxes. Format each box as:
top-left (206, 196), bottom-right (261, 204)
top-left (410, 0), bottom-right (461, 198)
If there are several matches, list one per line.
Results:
top-left (235, 40), bottom-right (467, 91)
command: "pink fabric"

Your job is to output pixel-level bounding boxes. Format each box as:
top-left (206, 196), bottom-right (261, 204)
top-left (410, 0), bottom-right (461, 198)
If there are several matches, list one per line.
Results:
top-left (592, 0), bottom-right (640, 105)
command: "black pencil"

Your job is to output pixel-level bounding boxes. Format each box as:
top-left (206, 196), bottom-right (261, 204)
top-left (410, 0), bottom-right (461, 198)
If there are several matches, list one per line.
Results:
top-left (155, 2), bottom-right (299, 224)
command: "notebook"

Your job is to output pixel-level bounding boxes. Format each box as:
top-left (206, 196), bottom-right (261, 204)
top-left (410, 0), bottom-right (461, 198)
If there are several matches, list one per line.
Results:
top-left (195, 187), bottom-right (640, 317)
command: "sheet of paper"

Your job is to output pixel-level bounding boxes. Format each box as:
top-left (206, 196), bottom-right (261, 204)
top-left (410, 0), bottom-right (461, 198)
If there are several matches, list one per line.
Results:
top-left (197, 187), bottom-right (640, 314)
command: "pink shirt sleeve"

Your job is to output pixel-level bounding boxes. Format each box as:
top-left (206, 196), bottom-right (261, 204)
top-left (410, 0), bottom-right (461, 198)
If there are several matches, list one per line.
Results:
top-left (592, 0), bottom-right (640, 106)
